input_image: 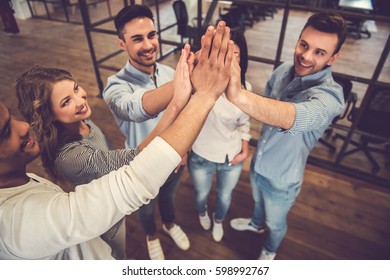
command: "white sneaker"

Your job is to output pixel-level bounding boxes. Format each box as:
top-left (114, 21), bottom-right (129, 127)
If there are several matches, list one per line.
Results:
top-left (212, 218), bottom-right (224, 242)
top-left (230, 218), bottom-right (265, 234)
top-left (146, 236), bottom-right (165, 260)
top-left (199, 212), bottom-right (211, 230)
top-left (163, 224), bottom-right (190, 251)
top-left (257, 249), bottom-right (276, 260)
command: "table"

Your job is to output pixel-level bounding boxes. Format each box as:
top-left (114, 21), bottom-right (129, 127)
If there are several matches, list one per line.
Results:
top-left (338, 0), bottom-right (373, 11)
top-left (338, 0), bottom-right (374, 39)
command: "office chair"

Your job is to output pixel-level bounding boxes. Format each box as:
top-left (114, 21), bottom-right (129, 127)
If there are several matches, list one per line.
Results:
top-left (218, 2), bottom-right (274, 32)
top-left (318, 76), bottom-right (357, 154)
top-left (172, 0), bottom-right (199, 46)
top-left (333, 85), bottom-right (390, 174)
top-left (346, 18), bottom-right (371, 39)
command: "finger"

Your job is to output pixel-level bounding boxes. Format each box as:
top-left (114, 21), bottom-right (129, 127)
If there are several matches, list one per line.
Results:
top-left (218, 26), bottom-right (230, 64)
top-left (181, 44), bottom-right (190, 68)
top-left (224, 39), bottom-right (234, 68)
top-left (182, 48), bottom-right (190, 77)
top-left (197, 35), bottom-right (205, 60)
top-left (183, 43), bottom-right (191, 55)
top-left (232, 53), bottom-right (241, 73)
top-left (209, 21), bottom-right (226, 62)
top-left (199, 26), bottom-right (214, 63)
top-left (176, 46), bottom-right (186, 72)
top-left (230, 53), bottom-right (241, 83)
top-left (187, 52), bottom-right (195, 74)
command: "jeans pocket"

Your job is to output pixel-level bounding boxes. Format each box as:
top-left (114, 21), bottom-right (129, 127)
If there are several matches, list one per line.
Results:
top-left (266, 177), bottom-right (301, 202)
top-left (189, 151), bottom-right (207, 165)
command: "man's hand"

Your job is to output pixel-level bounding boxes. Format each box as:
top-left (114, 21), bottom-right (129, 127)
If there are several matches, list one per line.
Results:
top-left (229, 150), bottom-right (249, 165)
top-left (171, 44), bottom-right (193, 110)
top-left (226, 52), bottom-right (242, 104)
top-left (229, 140), bottom-right (249, 165)
top-left (174, 152), bottom-right (188, 173)
top-left (191, 21), bottom-right (234, 101)
top-left (158, 22), bottom-right (234, 158)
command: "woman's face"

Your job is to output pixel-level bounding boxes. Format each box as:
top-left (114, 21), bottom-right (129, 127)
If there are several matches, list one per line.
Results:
top-left (50, 79), bottom-right (91, 124)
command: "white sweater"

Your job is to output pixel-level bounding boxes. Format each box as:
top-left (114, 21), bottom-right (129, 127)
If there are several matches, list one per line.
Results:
top-left (0, 137), bottom-right (180, 259)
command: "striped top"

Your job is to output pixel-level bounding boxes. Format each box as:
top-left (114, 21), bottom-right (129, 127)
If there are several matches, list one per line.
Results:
top-left (55, 119), bottom-right (139, 186)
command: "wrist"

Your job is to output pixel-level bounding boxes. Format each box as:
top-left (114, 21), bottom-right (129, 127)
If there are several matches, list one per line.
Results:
top-left (165, 101), bottom-right (182, 118)
top-left (234, 88), bottom-right (247, 107)
top-left (191, 91), bottom-right (217, 109)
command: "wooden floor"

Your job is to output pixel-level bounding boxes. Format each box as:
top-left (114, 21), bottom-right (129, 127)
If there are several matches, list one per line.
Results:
top-left (1, 1), bottom-right (390, 260)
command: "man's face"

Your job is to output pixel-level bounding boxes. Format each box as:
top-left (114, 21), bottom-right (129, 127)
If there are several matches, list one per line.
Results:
top-left (293, 26), bottom-right (339, 77)
top-left (118, 17), bottom-right (159, 74)
top-left (0, 103), bottom-right (40, 171)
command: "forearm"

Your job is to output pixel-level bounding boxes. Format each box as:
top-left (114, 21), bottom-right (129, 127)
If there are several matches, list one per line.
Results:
top-left (159, 93), bottom-right (216, 158)
top-left (234, 88), bottom-right (296, 129)
top-left (142, 81), bottom-right (174, 116)
top-left (55, 146), bottom-right (138, 183)
top-left (11, 138), bottom-right (180, 259)
top-left (241, 140), bottom-right (249, 156)
top-left (138, 101), bottom-right (181, 151)
top-left (161, 21), bottom-right (233, 156)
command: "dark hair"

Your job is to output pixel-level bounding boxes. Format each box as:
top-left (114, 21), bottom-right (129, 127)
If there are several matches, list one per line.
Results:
top-left (231, 30), bottom-right (248, 88)
top-left (114, 4), bottom-right (154, 41)
top-left (16, 65), bottom-right (76, 179)
top-left (301, 12), bottom-right (347, 55)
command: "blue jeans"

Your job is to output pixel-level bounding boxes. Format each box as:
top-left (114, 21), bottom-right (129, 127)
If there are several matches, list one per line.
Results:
top-left (137, 165), bottom-right (184, 235)
top-left (188, 150), bottom-right (243, 221)
top-left (249, 158), bottom-right (301, 253)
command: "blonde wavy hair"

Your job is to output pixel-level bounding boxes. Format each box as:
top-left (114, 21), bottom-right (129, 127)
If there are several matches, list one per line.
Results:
top-left (16, 65), bottom-right (76, 179)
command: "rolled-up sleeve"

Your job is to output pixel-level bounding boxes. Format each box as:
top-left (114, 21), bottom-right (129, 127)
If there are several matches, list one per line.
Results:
top-left (237, 112), bottom-right (252, 141)
top-left (103, 77), bottom-right (154, 123)
top-left (55, 142), bottom-right (139, 184)
top-left (287, 90), bottom-right (344, 134)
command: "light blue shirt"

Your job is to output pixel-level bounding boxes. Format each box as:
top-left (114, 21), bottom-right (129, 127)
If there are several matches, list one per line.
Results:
top-left (103, 61), bottom-right (174, 148)
top-left (253, 62), bottom-right (345, 184)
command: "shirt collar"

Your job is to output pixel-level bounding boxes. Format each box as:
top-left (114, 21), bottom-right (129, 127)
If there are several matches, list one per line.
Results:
top-left (298, 65), bottom-right (333, 89)
top-left (125, 61), bottom-right (160, 83)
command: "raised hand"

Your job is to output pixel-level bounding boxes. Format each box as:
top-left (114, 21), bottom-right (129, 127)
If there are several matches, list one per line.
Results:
top-left (226, 51), bottom-right (242, 104)
top-left (171, 44), bottom-right (193, 110)
top-left (191, 21), bottom-right (234, 101)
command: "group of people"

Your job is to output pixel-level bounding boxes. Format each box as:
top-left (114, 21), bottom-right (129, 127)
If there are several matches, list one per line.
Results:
top-left (0, 4), bottom-right (347, 260)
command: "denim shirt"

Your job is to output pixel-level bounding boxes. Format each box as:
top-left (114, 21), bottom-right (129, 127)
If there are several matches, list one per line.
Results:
top-left (103, 61), bottom-right (174, 148)
top-left (253, 62), bottom-right (344, 184)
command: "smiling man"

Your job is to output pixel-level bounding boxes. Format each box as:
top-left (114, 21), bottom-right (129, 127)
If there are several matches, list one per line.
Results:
top-left (0, 20), bottom-right (235, 259)
top-left (102, 5), bottom-right (189, 260)
top-left (0, 103), bottom-right (40, 187)
top-left (227, 13), bottom-right (347, 260)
